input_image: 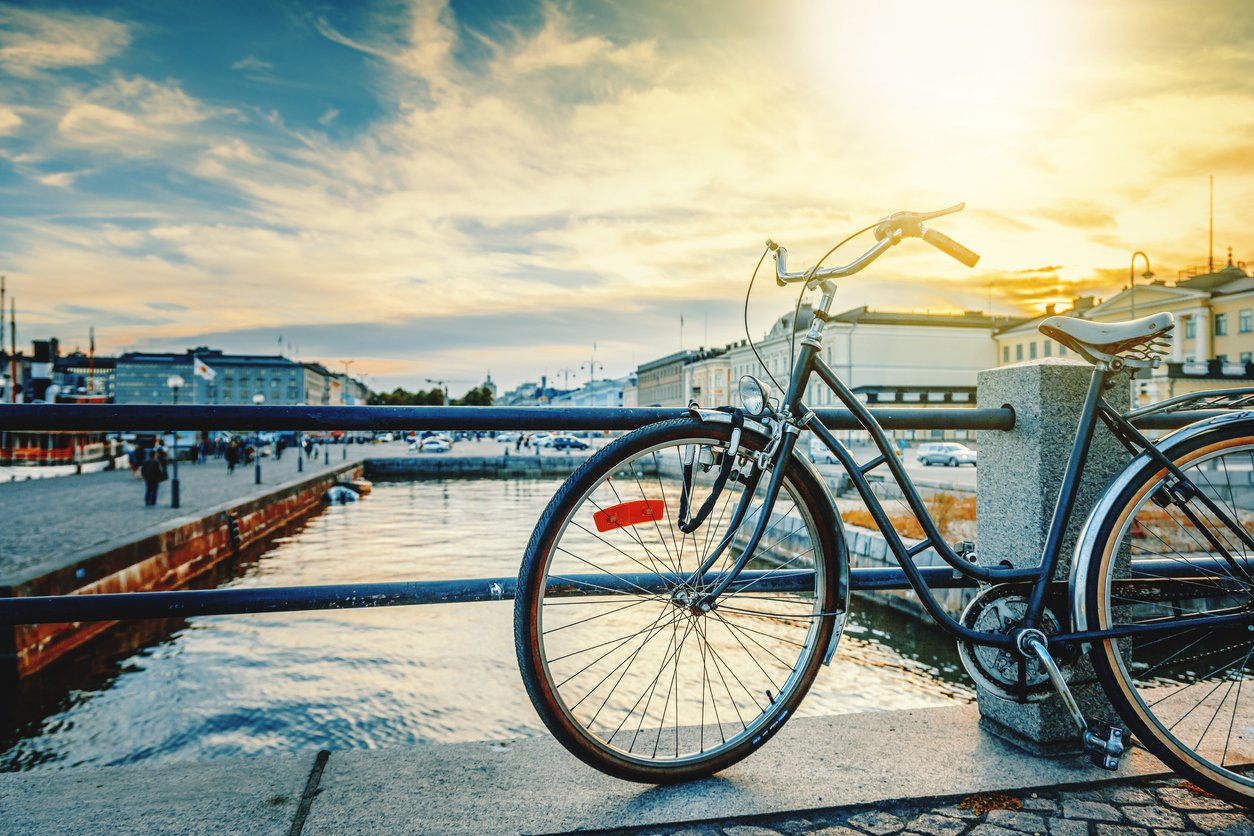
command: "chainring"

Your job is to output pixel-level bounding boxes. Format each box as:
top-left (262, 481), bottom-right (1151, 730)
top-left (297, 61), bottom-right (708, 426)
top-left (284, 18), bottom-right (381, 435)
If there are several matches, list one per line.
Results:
top-left (956, 584), bottom-right (1062, 702)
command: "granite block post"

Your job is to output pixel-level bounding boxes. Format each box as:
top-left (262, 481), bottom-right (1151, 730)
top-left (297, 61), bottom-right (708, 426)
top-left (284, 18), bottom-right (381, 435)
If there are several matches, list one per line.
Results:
top-left (974, 359), bottom-right (1131, 754)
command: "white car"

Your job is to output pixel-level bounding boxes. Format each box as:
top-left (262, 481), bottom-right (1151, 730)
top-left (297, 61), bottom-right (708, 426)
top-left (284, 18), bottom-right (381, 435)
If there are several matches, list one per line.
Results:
top-left (419, 437), bottom-right (451, 453)
top-left (532, 432), bottom-right (555, 447)
top-left (917, 442), bottom-right (977, 467)
top-left (496, 431), bottom-right (521, 444)
top-left (807, 435), bottom-right (837, 464)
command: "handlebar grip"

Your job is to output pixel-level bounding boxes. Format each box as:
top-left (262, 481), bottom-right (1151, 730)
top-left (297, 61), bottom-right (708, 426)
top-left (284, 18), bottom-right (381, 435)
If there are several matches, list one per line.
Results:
top-left (922, 227), bottom-right (980, 268)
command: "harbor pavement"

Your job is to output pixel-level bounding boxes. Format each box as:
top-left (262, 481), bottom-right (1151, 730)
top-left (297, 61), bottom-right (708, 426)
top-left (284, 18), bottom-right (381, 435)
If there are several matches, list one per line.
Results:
top-left (0, 436), bottom-right (601, 582)
top-left (0, 706), bottom-right (1250, 835)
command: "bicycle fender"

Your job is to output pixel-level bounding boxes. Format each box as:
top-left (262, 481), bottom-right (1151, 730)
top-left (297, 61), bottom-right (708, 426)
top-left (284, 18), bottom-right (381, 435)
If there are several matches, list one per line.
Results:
top-left (1068, 409), bottom-right (1254, 645)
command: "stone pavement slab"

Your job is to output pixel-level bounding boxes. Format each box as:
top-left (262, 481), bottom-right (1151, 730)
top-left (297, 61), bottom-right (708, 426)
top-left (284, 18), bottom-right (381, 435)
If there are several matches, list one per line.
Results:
top-left (0, 751), bottom-right (316, 835)
top-left (302, 706), bottom-right (1171, 835)
top-left (3, 706), bottom-right (1244, 836)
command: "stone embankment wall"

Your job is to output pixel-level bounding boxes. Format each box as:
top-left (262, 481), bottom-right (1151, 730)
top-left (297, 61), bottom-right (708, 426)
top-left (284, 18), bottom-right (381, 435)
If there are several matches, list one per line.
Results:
top-left (2, 465), bottom-right (360, 679)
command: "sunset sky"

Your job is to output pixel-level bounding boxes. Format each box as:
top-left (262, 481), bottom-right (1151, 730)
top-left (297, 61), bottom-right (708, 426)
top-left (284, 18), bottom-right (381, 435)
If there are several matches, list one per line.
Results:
top-left (2, 0), bottom-right (1253, 395)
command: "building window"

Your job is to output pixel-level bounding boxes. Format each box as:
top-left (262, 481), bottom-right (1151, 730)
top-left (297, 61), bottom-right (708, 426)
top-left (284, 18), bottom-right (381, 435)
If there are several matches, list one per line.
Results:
top-left (1029, 341), bottom-right (1038, 359)
top-left (1015, 344), bottom-right (1023, 361)
top-left (1002, 346), bottom-right (1009, 363)
top-left (1215, 313), bottom-right (1227, 336)
top-left (1185, 319), bottom-right (1196, 339)
top-left (1059, 344), bottom-right (1067, 356)
top-left (1242, 310), bottom-right (1252, 333)
top-left (1242, 352), bottom-right (1252, 364)
top-left (1218, 354), bottom-right (1228, 363)
top-left (1044, 341), bottom-right (1052, 357)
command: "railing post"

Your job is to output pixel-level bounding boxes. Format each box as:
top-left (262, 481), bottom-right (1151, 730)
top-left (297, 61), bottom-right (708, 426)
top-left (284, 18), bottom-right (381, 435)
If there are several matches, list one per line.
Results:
top-left (974, 358), bottom-right (1129, 755)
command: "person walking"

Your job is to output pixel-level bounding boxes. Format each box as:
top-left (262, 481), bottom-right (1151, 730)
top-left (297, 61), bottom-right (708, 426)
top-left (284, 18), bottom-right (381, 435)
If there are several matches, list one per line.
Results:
top-left (225, 439), bottom-right (240, 474)
top-left (140, 447), bottom-right (168, 506)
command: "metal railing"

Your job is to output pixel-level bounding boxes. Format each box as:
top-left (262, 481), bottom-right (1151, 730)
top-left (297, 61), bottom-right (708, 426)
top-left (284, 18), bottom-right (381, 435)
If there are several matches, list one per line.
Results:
top-left (0, 402), bottom-right (1212, 627)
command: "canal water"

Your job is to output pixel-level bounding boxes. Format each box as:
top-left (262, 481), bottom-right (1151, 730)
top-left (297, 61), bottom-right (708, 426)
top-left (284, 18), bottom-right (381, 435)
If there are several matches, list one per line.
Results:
top-left (0, 479), bottom-right (973, 771)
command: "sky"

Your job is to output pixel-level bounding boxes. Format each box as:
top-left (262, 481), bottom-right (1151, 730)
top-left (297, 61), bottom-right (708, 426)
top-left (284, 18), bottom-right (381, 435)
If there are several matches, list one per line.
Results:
top-left (2, 0), bottom-right (1254, 397)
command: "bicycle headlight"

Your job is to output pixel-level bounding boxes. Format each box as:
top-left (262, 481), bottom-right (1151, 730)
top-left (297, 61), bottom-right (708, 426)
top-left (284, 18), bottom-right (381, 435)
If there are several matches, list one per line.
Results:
top-left (738, 375), bottom-right (769, 417)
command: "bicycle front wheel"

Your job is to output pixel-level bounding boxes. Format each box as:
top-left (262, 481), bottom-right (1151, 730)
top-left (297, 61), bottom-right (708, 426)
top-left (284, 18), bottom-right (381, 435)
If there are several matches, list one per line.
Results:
top-left (1081, 416), bottom-right (1254, 804)
top-left (515, 418), bottom-right (847, 783)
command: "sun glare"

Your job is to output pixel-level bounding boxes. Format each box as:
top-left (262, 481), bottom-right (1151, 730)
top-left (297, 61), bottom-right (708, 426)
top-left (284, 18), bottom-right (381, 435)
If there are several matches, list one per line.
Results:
top-left (799, 0), bottom-right (1076, 142)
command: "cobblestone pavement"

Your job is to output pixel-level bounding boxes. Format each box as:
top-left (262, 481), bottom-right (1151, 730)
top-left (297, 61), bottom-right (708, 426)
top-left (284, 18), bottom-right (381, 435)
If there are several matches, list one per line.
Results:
top-left (609, 777), bottom-right (1254, 836)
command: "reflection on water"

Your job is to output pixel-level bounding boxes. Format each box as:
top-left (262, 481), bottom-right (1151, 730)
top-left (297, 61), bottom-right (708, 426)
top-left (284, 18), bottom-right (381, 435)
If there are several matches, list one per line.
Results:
top-left (0, 479), bottom-right (973, 771)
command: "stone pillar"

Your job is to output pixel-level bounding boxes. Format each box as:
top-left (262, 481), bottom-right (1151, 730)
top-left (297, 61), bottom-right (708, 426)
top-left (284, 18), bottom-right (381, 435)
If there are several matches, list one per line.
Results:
top-left (974, 358), bottom-right (1131, 754)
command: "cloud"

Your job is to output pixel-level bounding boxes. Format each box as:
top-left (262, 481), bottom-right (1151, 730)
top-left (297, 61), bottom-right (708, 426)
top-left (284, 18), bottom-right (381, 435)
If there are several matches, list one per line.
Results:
top-left (11, 0), bottom-right (1254, 392)
top-left (35, 170), bottom-right (76, 188)
top-left (0, 106), bottom-right (21, 134)
top-left (56, 75), bottom-right (231, 152)
top-left (231, 56), bottom-right (273, 72)
top-left (0, 6), bottom-right (130, 77)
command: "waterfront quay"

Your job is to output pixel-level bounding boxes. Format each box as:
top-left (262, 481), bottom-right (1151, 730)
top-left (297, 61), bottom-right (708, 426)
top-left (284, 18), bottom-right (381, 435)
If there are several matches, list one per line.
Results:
top-left (0, 437), bottom-right (599, 680)
top-left (1, 706), bottom-right (1250, 835)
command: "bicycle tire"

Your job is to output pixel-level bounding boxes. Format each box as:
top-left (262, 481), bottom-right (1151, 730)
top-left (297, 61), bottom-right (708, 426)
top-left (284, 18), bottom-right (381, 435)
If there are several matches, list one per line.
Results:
top-left (515, 417), bottom-right (847, 783)
top-left (1079, 415), bottom-right (1254, 804)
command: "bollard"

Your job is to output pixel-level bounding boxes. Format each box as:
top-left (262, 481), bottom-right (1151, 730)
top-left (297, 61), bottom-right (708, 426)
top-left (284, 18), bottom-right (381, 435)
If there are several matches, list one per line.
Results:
top-left (974, 358), bottom-right (1129, 755)
top-left (255, 458), bottom-right (261, 485)
top-left (324, 446), bottom-right (329, 466)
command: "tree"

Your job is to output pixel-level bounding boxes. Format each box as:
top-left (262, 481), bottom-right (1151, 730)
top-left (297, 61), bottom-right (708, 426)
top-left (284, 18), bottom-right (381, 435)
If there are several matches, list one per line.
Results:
top-left (453, 385), bottom-right (494, 406)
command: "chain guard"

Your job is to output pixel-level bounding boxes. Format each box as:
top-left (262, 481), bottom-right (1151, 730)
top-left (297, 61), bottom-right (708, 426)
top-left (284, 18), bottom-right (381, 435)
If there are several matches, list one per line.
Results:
top-left (957, 584), bottom-right (1062, 702)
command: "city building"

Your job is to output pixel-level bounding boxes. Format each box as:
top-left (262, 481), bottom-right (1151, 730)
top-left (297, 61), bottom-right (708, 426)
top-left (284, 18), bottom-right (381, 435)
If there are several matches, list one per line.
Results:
top-left (113, 348), bottom-right (370, 406)
top-left (637, 350), bottom-right (703, 407)
top-left (996, 252), bottom-right (1254, 408)
top-left (637, 304), bottom-right (1005, 441)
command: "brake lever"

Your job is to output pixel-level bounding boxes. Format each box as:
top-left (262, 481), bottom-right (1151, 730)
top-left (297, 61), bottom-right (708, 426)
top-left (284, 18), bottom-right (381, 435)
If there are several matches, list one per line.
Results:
top-left (874, 202), bottom-right (965, 241)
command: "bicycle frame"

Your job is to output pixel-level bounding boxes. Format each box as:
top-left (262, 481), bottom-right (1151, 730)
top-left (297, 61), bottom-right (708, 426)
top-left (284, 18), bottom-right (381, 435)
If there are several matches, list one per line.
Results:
top-left (707, 278), bottom-right (1254, 651)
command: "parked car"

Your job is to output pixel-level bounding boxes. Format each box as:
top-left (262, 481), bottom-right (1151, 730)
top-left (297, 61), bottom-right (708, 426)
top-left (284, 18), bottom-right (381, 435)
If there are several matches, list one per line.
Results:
top-left (807, 435), bottom-right (836, 464)
top-left (532, 432), bottom-right (555, 447)
top-left (496, 431), bottom-right (521, 444)
top-left (550, 434), bottom-right (589, 450)
top-left (418, 436), bottom-right (451, 453)
top-left (916, 442), bottom-right (977, 467)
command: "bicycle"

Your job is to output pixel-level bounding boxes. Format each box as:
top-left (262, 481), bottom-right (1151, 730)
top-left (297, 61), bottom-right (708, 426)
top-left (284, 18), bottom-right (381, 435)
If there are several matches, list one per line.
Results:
top-left (514, 203), bottom-right (1254, 804)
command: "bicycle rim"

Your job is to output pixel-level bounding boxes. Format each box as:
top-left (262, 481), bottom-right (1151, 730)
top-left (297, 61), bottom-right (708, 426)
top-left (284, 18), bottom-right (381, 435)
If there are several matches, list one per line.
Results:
top-left (518, 422), bottom-right (842, 781)
top-left (1091, 432), bottom-right (1254, 800)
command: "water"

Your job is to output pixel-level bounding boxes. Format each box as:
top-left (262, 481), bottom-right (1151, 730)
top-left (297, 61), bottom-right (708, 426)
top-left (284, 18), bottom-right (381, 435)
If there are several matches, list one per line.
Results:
top-left (0, 479), bottom-right (973, 771)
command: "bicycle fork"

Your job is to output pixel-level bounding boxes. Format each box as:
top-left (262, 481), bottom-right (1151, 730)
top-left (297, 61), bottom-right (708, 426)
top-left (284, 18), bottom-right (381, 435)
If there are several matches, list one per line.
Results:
top-left (1015, 629), bottom-right (1126, 770)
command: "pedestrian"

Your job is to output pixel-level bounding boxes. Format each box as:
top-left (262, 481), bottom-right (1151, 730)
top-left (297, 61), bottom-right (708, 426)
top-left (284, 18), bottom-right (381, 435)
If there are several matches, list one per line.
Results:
top-left (126, 442), bottom-right (144, 478)
top-left (275, 436), bottom-right (286, 460)
top-left (140, 447), bottom-right (168, 506)
top-left (304, 437), bottom-right (314, 459)
top-left (515, 435), bottom-right (522, 452)
top-left (225, 439), bottom-right (240, 474)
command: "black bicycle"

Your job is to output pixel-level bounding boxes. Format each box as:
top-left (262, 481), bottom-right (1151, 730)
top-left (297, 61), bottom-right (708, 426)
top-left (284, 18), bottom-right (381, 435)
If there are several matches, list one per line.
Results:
top-left (515, 204), bottom-right (1254, 804)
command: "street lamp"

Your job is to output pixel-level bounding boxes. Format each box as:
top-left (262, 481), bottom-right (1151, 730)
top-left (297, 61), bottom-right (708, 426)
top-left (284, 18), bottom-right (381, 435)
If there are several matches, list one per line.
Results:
top-left (167, 374), bottom-right (185, 508)
top-left (1130, 251), bottom-right (1153, 320)
top-left (252, 393), bottom-right (265, 484)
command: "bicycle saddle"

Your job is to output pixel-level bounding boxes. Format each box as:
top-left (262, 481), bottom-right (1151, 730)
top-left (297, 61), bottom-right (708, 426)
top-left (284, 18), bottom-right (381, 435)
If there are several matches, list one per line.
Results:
top-left (1039, 312), bottom-right (1174, 368)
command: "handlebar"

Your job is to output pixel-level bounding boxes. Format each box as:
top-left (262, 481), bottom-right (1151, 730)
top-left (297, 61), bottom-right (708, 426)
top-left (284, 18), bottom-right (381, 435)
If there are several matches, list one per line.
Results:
top-left (771, 202), bottom-right (980, 286)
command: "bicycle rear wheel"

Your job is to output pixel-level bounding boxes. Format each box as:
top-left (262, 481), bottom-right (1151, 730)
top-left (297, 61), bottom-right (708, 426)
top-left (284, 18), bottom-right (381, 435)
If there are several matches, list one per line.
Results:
top-left (1081, 416), bottom-right (1254, 804)
top-left (515, 418), bottom-right (847, 783)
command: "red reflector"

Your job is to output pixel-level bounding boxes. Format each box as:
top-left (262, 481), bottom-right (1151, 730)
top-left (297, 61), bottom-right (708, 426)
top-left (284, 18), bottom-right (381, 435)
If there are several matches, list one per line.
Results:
top-left (594, 499), bottom-right (665, 532)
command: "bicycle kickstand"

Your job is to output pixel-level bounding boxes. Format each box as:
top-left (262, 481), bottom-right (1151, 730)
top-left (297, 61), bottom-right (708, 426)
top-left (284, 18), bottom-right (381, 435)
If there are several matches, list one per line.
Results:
top-left (1016, 629), bottom-right (1126, 770)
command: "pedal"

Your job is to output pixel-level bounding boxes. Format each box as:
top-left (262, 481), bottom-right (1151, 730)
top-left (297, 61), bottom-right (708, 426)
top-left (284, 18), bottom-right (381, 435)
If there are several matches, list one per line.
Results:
top-left (1083, 719), bottom-right (1125, 771)
top-left (1019, 630), bottom-right (1125, 770)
